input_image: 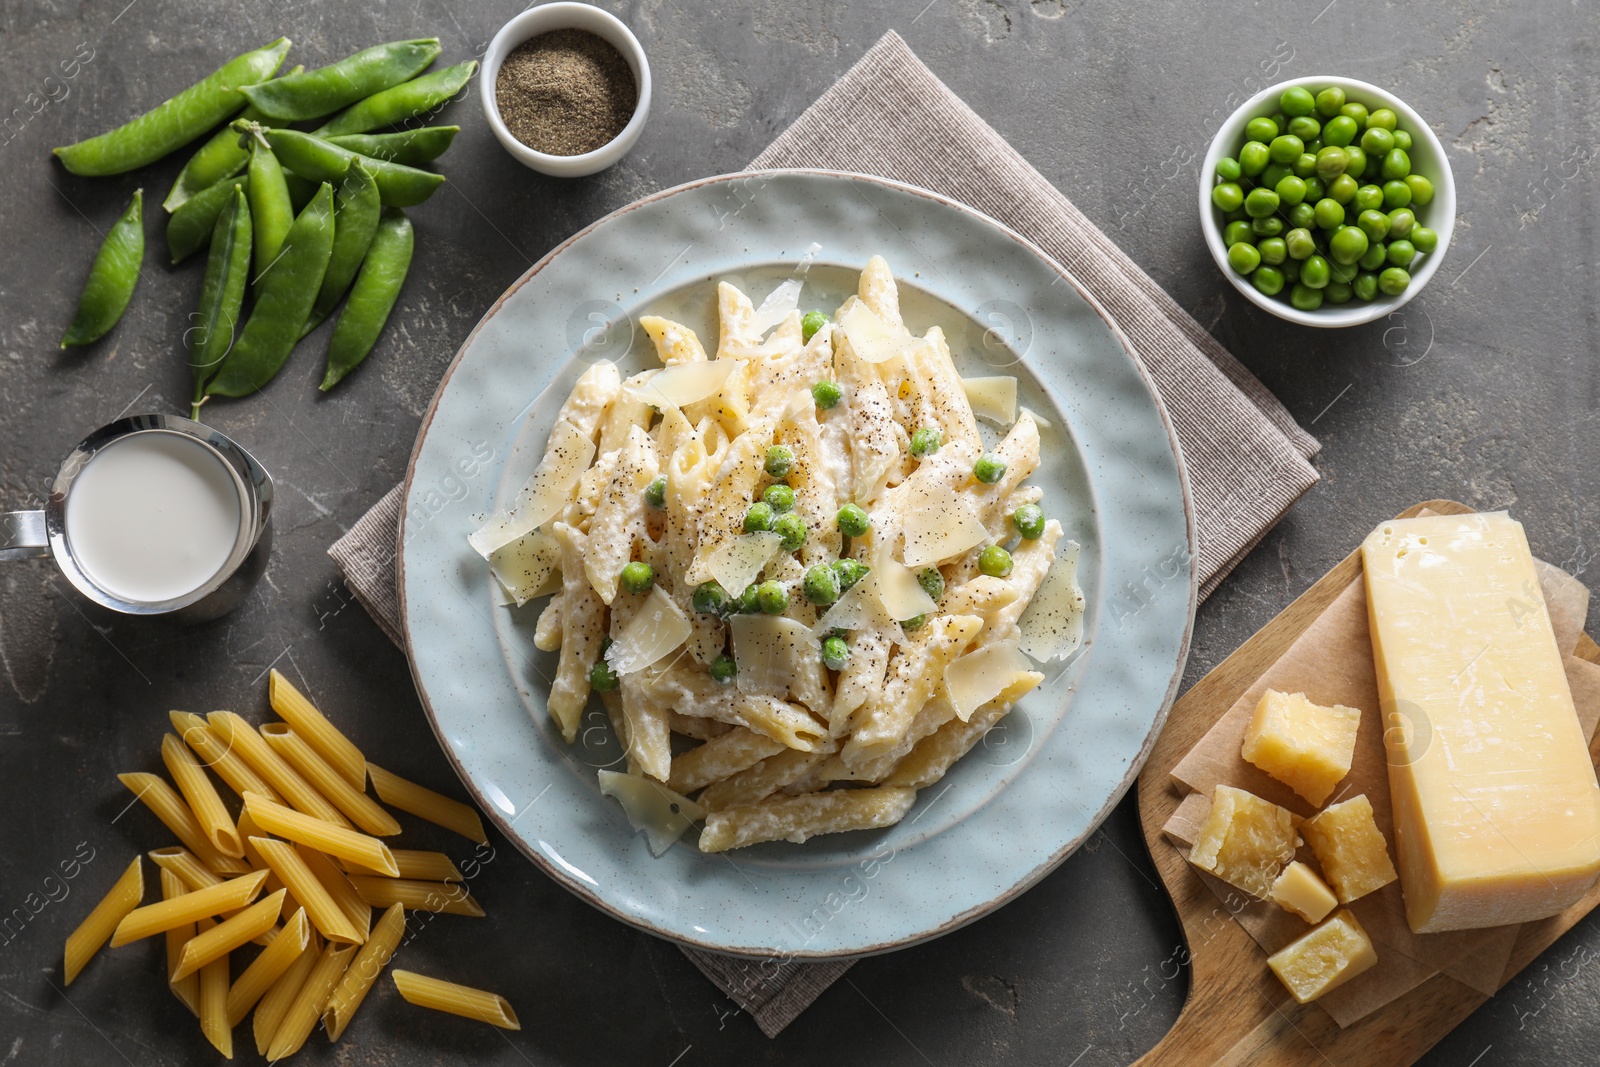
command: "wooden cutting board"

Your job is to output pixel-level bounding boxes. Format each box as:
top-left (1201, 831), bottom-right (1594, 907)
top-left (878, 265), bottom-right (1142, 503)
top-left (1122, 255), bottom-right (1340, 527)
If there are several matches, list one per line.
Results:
top-left (1134, 500), bottom-right (1600, 1065)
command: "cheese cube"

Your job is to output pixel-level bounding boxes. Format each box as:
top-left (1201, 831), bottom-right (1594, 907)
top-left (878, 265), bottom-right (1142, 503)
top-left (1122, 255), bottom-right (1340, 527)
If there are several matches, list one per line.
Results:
top-left (1267, 909), bottom-right (1378, 1004)
top-left (1241, 690), bottom-right (1361, 806)
top-left (1363, 513), bottom-right (1600, 932)
top-left (1190, 785), bottom-right (1299, 899)
top-left (1301, 795), bottom-right (1397, 903)
top-left (1271, 861), bottom-right (1339, 924)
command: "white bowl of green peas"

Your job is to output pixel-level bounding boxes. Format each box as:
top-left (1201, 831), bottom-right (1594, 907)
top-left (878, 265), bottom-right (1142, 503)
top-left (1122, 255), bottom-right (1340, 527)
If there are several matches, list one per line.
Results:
top-left (1200, 75), bottom-right (1454, 327)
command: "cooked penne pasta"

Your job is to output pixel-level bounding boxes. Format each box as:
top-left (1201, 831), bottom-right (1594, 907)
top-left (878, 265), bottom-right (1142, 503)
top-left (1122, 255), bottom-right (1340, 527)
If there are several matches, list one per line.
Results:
top-left (226, 907), bottom-right (311, 1027)
top-left (667, 728), bottom-right (785, 796)
top-left (322, 903), bottom-right (405, 1041)
top-left (367, 764), bottom-right (487, 846)
top-left (340, 848), bottom-right (463, 882)
top-left (160, 733), bottom-right (244, 858)
top-left (252, 933), bottom-right (320, 1056)
top-left (259, 723), bottom-right (401, 836)
top-left (699, 787), bottom-right (918, 852)
top-left (265, 941), bottom-right (356, 1060)
top-left (172, 889), bottom-right (286, 981)
top-left (347, 877), bottom-right (485, 917)
top-left (207, 711), bottom-right (354, 829)
top-left (116, 772), bottom-right (252, 876)
top-left (843, 615), bottom-right (984, 765)
top-left (294, 843), bottom-right (372, 941)
top-left (887, 672), bottom-right (1044, 789)
top-left (267, 668), bottom-right (368, 790)
top-left (195, 917), bottom-right (233, 1058)
top-left (159, 870), bottom-right (200, 1016)
top-left (696, 747), bottom-right (835, 813)
top-left (170, 710), bottom-right (281, 803)
top-left (63, 855), bottom-right (143, 985)
top-left (110, 869), bottom-right (267, 947)
top-left (242, 792), bottom-right (398, 877)
top-left (248, 837), bottom-right (365, 946)
top-left (392, 970), bottom-right (521, 1030)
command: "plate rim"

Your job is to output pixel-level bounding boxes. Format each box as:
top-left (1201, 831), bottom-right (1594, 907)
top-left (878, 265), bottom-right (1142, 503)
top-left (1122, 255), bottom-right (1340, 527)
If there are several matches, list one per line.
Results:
top-left (398, 167), bottom-right (1198, 958)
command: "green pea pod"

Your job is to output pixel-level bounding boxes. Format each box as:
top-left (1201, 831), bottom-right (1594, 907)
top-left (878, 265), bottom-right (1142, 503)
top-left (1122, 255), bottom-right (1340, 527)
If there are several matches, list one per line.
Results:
top-left (206, 184), bottom-right (336, 400)
top-left (322, 208), bottom-right (412, 391)
top-left (303, 162), bottom-right (381, 336)
top-left (189, 189), bottom-right (252, 415)
top-left (54, 39), bottom-right (290, 176)
top-left (163, 65), bottom-right (303, 212)
top-left (244, 131), bottom-right (293, 286)
top-left (324, 126), bottom-right (459, 167)
top-left (62, 190), bottom-right (144, 347)
top-left (167, 175), bottom-right (247, 264)
top-left (284, 172), bottom-right (318, 211)
top-left (240, 39), bottom-right (441, 122)
top-left (313, 59), bottom-right (478, 136)
top-left (257, 126), bottom-right (444, 207)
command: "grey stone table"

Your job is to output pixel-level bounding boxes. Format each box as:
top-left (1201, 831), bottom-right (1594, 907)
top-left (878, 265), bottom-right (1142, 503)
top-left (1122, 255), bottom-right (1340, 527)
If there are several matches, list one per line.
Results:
top-left (2, 1), bottom-right (1595, 1063)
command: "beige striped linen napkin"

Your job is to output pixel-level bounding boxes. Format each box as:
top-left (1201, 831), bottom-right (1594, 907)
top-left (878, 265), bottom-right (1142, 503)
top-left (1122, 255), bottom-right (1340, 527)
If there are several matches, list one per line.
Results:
top-left (329, 31), bottom-right (1320, 1036)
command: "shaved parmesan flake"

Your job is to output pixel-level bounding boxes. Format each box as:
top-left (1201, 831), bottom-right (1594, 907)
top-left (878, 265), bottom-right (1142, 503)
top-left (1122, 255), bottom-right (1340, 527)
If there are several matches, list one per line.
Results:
top-left (840, 302), bottom-right (909, 364)
top-left (962, 376), bottom-right (1018, 426)
top-left (707, 532), bottom-right (783, 600)
top-left (945, 642), bottom-right (1035, 722)
top-left (813, 576), bottom-right (886, 636)
top-left (1018, 540), bottom-right (1085, 662)
top-left (606, 587), bottom-right (691, 675)
top-left (469, 420), bottom-right (596, 557)
top-left (597, 770), bottom-right (704, 856)
top-left (627, 360), bottom-right (738, 410)
top-left (730, 614), bottom-right (813, 696)
top-left (901, 486), bottom-right (987, 568)
top-left (873, 551), bottom-right (939, 620)
top-left (751, 278), bottom-right (802, 334)
top-left (487, 528), bottom-right (561, 605)
top-left (1019, 405), bottom-right (1053, 431)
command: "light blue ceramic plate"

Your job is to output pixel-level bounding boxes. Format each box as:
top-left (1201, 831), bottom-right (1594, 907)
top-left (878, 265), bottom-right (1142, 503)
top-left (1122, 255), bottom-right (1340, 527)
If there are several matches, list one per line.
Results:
top-left (400, 170), bottom-right (1196, 958)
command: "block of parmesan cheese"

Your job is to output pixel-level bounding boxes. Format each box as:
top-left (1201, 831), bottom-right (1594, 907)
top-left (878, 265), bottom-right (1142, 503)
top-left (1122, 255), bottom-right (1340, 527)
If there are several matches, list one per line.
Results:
top-left (1301, 794), bottom-right (1397, 903)
top-left (1267, 909), bottom-right (1378, 1004)
top-left (1271, 861), bottom-right (1339, 924)
top-left (1362, 512), bottom-right (1600, 933)
top-left (1189, 785), bottom-right (1299, 899)
top-left (1241, 690), bottom-right (1361, 806)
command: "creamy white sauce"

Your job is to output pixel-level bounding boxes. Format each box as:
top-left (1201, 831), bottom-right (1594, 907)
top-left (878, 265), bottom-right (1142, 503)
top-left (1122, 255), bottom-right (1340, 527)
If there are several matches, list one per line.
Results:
top-left (65, 432), bottom-right (242, 604)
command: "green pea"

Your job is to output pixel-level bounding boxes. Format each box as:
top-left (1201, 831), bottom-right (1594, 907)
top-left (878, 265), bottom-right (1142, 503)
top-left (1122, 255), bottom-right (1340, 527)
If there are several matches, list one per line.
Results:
top-left (763, 483), bottom-right (795, 512)
top-left (978, 545), bottom-right (1014, 578)
top-left (620, 561), bottom-right (654, 594)
top-left (1289, 283), bottom-right (1324, 311)
top-left (764, 445), bottom-right (794, 478)
top-left (189, 189), bottom-right (251, 412)
top-left (1381, 148), bottom-right (1412, 181)
top-left (244, 132), bottom-right (293, 288)
top-left (1353, 271), bottom-right (1379, 301)
top-left (801, 310), bottom-right (829, 342)
top-left (1280, 257), bottom-right (1301, 283)
top-left (321, 208), bottom-right (413, 390)
top-left (973, 454), bottom-right (1007, 485)
top-left (304, 161), bottom-right (381, 336)
top-left (916, 567), bottom-right (945, 601)
top-left (744, 502), bottom-right (776, 533)
top-left (1367, 107), bottom-right (1398, 131)
top-left (1324, 281), bottom-right (1354, 305)
top-left (1378, 267), bottom-right (1410, 296)
top-left (832, 558), bottom-right (869, 591)
top-left (1245, 117), bottom-right (1279, 142)
top-left (1360, 127), bottom-right (1394, 156)
top-left (1244, 187), bottom-right (1280, 218)
top-left (1239, 141), bottom-right (1270, 177)
top-left (1260, 162), bottom-right (1294, 190)
top-left (710, 654), bottom-right (737, 685)
top-left (250, 124), bottom-right (446, 207)
top-left (1313, 198), bottom-right (1345, 229)
top-left (61, 189), bottom-right (144, 348)
top-left (1223, 207), bottom-right (1248, 223)
top-left (167, 175), bottom-right (249, 265)
top-left (1322, 115), bottom-right (1358, 147)
top-left (756, 580), bottom-right (789, 615)
top-left (313, 59), bottom-right (478, 135)
top-left (1356, 209), bottom-right (1390, 241)
top-left (1313, 146), bottom-right (1348, 181)
top-left (1288, 115), bottom-right (1321, 142)
top-left (1270, 112), bottom-right (1288, 130)
top-left (821, 636), bottom-right (849, 672)
top-left (909, 426), bottom-right (942, 457)
top-left (54, 38), bottom-right (291, 176)
top-left (1285, 228), bottom-right (1317, 260)
top-left (1228, 242), bottom-right (1260, 275)
top-left (1301, 175), bottom-right (1327, 202)
top-left (645, 476), bottom-right (667, 509)
top-left (1258, 236), bottom-right (1287, 265)
top-left (1287, 201), bottom-right (1317, 230)
top-left (836, 503), bottom-right (870, 537)
top-left (803, 563), bottom-right (841, 606)
top-left (1359, 240), bottom-right (1389, 271)
top-left (900, 614), bottom-right (928, 632)
top-left (1404, 174), bottom-right (1435, 206)
top-left (1223, 220), bottom-right (1255, 247)
top-left (1252, 265), bottom-right (1285, 296)
top-left (693, 581), bottom-right (729, 617)
top-left (1326, 175), bottom-right (1358, 206)
top-left (324, 125), bottom-right (461, 167)
top-left (1411, 226), bottom-right (1439, 253)
top-left (205, 184), bottom-right (336, 400)
top-left (1386, 239), bottom-right (1416, 268)
top-left (1340, 102), bottom-right (1369, 128)
top-left (1343, 146), bottom-right (1368, 178)
top-left (1329, 226), bottom-right (1369, 266)
top-left (243, 39), bottom-right (443, 122)
top-left (774, 513), bottom-right (807, 552)
top-left (1268, 134), bottom-right (1304, 164)
top-left (1353, 184), bottom-right (1384, 212)
top-left (733, 584), bottom-right (761, 615)
top-left (1274, 175), bottom-right (1306, 206)
top-left (1300, 254), bottom-right (1331, 289)
top-left (1315, 86), bottom-right (1346, 117)
top-left (1251, 216), bottom-right (1284, 237)
top-left (1385, 208), bottom-right (1415, 239)
top-left (1280, 86), bottom-right (1316, 117)
top-left (590, 657), bottom-right (620, 692)
top-left (1292, 152), bottom-right (1318, 179)
top-left (1329, 256), bottom-right (1360, 284)
top-left (1005, 505), bottom-right (1042, 542)
top-left (1391, 129), bottom-right (1413, 151)
top-left (812, 379), bottom-right (842, 409)
top-left (1382, 180), bottom-right (1412, 210)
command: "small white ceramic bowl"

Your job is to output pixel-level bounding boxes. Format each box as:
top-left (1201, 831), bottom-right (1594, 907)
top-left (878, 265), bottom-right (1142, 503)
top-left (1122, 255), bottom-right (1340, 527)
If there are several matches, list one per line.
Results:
top-left (481, 2), bottom-right (652, 178)
top-left (1199, 75), bottom-right (1455, 328)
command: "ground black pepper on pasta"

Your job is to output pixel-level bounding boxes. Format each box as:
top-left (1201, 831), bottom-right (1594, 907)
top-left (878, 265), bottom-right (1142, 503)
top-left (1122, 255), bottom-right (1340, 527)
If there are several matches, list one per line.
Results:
top-left (495, 29), bottom-right (637, 156)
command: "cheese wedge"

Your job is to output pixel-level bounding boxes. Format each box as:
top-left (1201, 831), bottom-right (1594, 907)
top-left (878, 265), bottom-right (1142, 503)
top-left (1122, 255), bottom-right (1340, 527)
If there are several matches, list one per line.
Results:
top-left (1267, 909), bottom-right (1377, 1004)
top-left (1189, 784), bottom-right (1300, 900)
top-left (1241, 690), bottom-right (1361, 807)
top-left (1271, 861), bottom-right (1338, 925)
top-left (1362, 512), bottom-right (1600, 933)
top-left (1301, 795), bottom-right (1397, 904)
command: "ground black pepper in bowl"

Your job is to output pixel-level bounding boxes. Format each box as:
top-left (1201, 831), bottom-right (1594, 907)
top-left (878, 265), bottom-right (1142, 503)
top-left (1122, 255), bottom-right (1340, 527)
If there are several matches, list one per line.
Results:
top-left (495, 29), bottom-right (637, 156)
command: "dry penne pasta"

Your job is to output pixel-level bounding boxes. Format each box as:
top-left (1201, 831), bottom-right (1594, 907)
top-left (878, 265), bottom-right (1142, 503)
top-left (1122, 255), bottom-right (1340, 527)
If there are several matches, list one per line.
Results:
top-left (253, 935), bottom-right (320, 1056)
top-left (172, 889), bottom-right (286, 981)
top-left (116, 772), bottom-right (252, 876)
top-left (392, 970), bottom-right (521, 1029)
top-left (266, 941), bottom-right (356, 1060)
top-left (110, 869), bottom-right (268, 947)
top-left (295, 843), bottom-right (372, 941)
top-left (170, 710), bottom-right (281, 803)
top-left (341, 848), bottom-right (464, 882)
top-left (259, 723), bottom-right (401, 836)
top-left (267, 669), bottom-right (368, 790)
top-left (367, 764), bottom-right (488, 845)
top-left (249, 837), bottom-right (365, 946)
top-left (226, 907), bottom-right (311, 1027)
top-left (161, 733), bottom-right (245, 858)
top-left (242, 792), bottom-right (398, 877)
top-left (160, 870), bottom-right (200, 1017)
top-left (322, 903), bottom-right (405, 1041)
top-left (150, 846), bottom-right (276, 947)
top-left (207, 711), bottom-right (354, 829)
top-left (348, 876), bottom-right (485, 917)
top-left (699, 786), bottom-right (918, 852)
top-left (196, 917), bottom-right (233, 1058)
top-left (63, 855), bottom-right (143, 985)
